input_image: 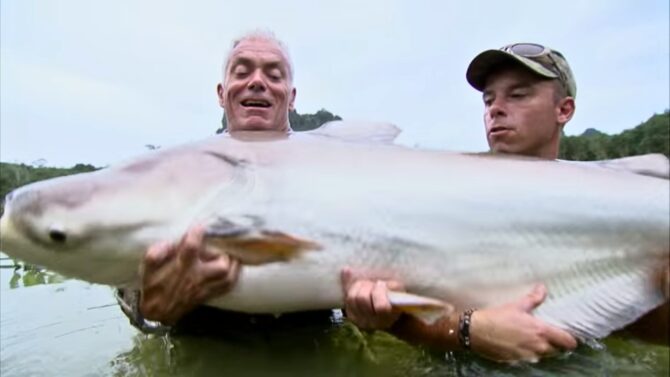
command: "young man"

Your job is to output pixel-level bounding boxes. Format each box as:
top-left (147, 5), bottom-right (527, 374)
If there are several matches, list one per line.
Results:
top-left (467, 43), bottom-right (576, 159)
top-left (470, 43), bottom-right (667, 345)
top-left (343, 43), bottom-right (668, 362)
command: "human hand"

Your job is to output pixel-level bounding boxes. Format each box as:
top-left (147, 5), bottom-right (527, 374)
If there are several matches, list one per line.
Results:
top-left (469, 284), bottom-right (577, 363)
top-left (340, 267), bottom-right (405, 330)
top-left (139, 225), bottom-right (241, 325)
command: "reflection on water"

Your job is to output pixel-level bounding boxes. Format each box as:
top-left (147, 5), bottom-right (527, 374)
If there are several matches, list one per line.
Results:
top-left (8, 267), bottom-right (66, 288)
top-left (0, 256), bottom-right (19, 269)
top-left (103, 329), bottom-right (670, 377)
top-left (1, 256), bottom-right (66, 288)
top-left (0, 256), bottom-right (668, 377)
top-left (108, 323), bottom-right (435, 377)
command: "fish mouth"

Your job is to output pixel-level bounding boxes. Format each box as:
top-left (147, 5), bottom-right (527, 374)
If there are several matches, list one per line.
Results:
top-left (240, 98), bottom-right (272, 108)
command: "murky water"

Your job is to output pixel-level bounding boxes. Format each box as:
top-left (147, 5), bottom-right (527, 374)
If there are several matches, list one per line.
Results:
top-left (1, 256), bottom-right (668, 377)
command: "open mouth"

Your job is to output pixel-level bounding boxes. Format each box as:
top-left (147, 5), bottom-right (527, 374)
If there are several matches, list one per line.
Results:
top-left (241, 99), bottom-right (272, 108)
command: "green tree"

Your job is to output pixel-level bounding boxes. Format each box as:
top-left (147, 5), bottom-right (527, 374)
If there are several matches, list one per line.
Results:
top-left (558, 111), bottom-right (669, 160)
top-left (0, 162), bottom-right (99, 211)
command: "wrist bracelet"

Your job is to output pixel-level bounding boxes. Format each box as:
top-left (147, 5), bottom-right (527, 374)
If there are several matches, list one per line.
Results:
top-left (458, 308), bottom-right (476, 350)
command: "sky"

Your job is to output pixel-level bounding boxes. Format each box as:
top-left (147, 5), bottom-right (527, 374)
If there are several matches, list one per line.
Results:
top-left (1, 0), bottom-right (668, 167)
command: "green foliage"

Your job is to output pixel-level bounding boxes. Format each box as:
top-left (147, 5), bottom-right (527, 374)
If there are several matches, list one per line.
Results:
top-left (8, 267), bottom-right (67, 288)
top-left (0, 162), bottom-right (98, 210)
top-left (559, 111), bottom-right (670, 160)
top-left (216, 108), bottom-right (342, 134)
top-left (581, 128), bottom-right (606, 137)
top-left (289, 109), bottom-right (343, 131)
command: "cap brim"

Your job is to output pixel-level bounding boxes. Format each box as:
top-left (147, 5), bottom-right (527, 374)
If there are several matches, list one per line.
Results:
top-left (466, 50), bottom-right (559, 92)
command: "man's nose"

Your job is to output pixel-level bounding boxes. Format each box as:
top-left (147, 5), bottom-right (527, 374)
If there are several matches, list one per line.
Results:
top-left (487, 98), bottom-right (506, 118)
top-left (247, 71), bottom-right (267, 92)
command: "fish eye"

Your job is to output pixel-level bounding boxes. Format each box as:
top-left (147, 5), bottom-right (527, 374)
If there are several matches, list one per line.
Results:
top-left (48, 227), bottom-right (67, 243)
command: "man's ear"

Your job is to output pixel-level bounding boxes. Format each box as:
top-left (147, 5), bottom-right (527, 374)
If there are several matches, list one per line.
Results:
top-left (217, 83), bottom-right (226, 108)
top-left (557, 97), bottom-right (575, 124)
top-left (289, 87), bottom-right (297, 111)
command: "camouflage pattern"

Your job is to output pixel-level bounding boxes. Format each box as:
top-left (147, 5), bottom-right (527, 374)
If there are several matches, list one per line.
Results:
top-left (466, 43), bottom-right (577, 98)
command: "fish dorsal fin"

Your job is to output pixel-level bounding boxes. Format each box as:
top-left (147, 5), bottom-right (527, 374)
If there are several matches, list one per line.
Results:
top-left (308, 120), bottom-right (402, 144)
top-left (561, 154), bottom-right (670, 179)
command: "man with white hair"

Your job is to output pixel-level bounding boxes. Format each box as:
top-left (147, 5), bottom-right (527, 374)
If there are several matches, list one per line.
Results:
top-left (137, 31), bottom-right (296, 326)
top-left (115, 31), bottom-right (341, 336)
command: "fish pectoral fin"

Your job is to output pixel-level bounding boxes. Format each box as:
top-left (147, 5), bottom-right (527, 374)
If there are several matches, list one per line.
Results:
top-left (204, 216), bottom-right (320, 265)
top-left (387, 291), bottom-right (455, 325)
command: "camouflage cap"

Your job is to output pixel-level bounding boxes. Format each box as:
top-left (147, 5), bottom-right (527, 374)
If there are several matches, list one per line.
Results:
top-left (466, 43), bottom-right (577, 98)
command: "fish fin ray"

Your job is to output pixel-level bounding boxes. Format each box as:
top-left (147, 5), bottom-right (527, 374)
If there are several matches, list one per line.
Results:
top-left (534, 266), bottom-right (666, 340)
top-left (387, 291), bottom-right (454, 325)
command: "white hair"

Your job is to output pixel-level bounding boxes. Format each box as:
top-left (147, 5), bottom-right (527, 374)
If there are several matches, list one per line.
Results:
top-left (222, 30), bottom-right (294, 83)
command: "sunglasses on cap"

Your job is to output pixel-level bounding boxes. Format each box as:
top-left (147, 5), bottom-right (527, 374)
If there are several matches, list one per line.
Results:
top-left (500, 43), bottom-right (570, 93)
top-left (501, 43), bottom-right (556, 57)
